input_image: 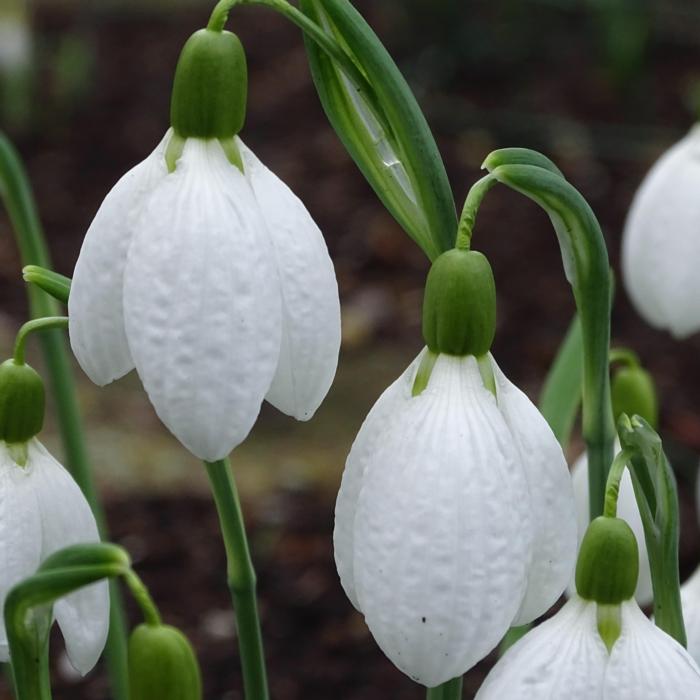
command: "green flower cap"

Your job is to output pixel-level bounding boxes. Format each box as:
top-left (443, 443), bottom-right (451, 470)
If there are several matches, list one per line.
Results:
top-left (170, 28), bottom-right (247, 140)
top-left (128, 623), bottom-right (202, 700)
top-left (576, 516), bottom-right (639, 605)
top-left (0, 359), bottom-right (44, 444)
top-left (422, 248), bottom-right (496, 357)
top-left (611, 365), bottom-right (658, 430)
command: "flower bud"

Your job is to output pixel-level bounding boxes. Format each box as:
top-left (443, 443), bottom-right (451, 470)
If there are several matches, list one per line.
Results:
top-left (576, 516), bottom-right (639, 605)
top-left (0, 359), bottom-right (44, 444)
top-left (422, 249), bottom-right (496, 357)
top-left (611, 365), bottom-right (658, 430)
top-left (170, 29), bottom-right (247, 140)
top-left (128, 623), bottom-right (202, 700)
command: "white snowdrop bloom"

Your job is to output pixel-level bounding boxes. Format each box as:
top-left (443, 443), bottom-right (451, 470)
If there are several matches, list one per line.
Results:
top-left (570, 445), bottom-right (653, 605)
top-left (334, 349), bottom-right (576, 687)
top-left (0, 6), bottom-right (31, 73)
top-left (622, 125), bottom-right (700, 338)
top-left (475, 595), bottom-right (700, 699)
top-left (682, 565), bottom-right (700, 666)
top-left (0, 440), bottom-right (108, 674)
top-left (69, 132), bottom-right (340, 461)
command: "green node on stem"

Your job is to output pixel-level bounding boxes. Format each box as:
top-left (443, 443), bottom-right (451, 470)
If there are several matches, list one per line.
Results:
top-left (0, 359), bottom-right (44, 444)
top-left (611, 364), bottom-right (658, 430)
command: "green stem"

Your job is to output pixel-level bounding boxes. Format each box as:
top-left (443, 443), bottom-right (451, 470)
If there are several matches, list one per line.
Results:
top-left (205, 459), bottom-right (268, 700)
top-left (603, 450), bottom-right (630, 518)
top-left (609, 347), bottom-right (640, 368)
top-left (13, 317), bottom-right (68, 365)
top-left (426, 676), bottom-right (462, 700)
top-left (455, 175), bottom-right (496, 250)
top-left (124, 571), bottom-right (162, 627)
top-left (0, 133), bottom-right (130, 700)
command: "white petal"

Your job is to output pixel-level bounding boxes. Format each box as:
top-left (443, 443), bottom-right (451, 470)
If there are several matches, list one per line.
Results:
top-left (353, 355), bottom-right (532, 687)
top-left (238, 140), bottom-right (341, 421)
top-left (475, 597), bottom-right (607, 700)
top-left (570, 444), bottom-right (653, 606)
top-left (606, 600), bottom-right (700, 698)
top-left (334, 350), bottom-right (425, 610)
top-left (622, 126), bottom-right (700, 338)
top-left (123, 139), bottom-right (282, 461)
top-left (681, 565), bottom-right (700, 667)
top-left (0, 445), bottom-right (42, 660)
top-left (490, 356), bottom-right (577, 625)
top-left (69, 131), bottom-right (171, 385)
top-left (28, 441), bottom-right (107, 675)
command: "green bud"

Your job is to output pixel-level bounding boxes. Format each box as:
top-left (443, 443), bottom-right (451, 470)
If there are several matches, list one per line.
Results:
top-left (575, 516), bottom-right (638, 605)
top-left (170, 29), bottom-right (247, 140)
top-left (422, 249), bottom-right (496, 357)
top-left (129, 623), bottom-right (202, 700)
top-left (0, 359), bottom-right (44, 444)
top-left (611, 365), bottom-right (658, 430)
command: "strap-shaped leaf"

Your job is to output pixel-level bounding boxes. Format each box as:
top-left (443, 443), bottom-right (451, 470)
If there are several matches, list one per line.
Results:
top-left (22, 265), bottom-right (71, 305)
top-left (300, 0), bottom-right (456, 260)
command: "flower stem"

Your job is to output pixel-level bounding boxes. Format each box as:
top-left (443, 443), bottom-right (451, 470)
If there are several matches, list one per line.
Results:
top-left (426, 676), bottom-right (463, 700)
top-left (124, 571), bottom-right (162, 627)
top-left (455, 175), bottom-right (496, 250)
top-left (205, 459), bottom-right (268, 700)
top-left (13, 316), bottom-right (68, 365)
top-left (603, 449), bottom-right (631, 518)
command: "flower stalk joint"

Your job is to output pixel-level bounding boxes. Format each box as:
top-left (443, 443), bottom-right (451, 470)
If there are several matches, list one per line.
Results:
top-left (0, 358), bottom-right (44, 444)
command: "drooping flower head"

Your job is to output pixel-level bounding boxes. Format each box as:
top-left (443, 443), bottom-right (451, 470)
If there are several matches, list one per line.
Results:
top-left (69, 22), bottom-right (341, 461)
top-left (622, 125), bottom-right (700, 338)
top-left (334, 248), bottom-right (577, 687)
top-left (477, 515), bottom-right (700, 699)
top-left (680, 473), bottom-right (700, 666)
top-left (0, 359), bottom-right (108, 673)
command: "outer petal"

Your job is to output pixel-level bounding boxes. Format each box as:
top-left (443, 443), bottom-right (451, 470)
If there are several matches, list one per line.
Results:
top-left (123, 139), bottom-right (282, 461)
top-left (490, 357), bottom-right (577, 625)
top-left (681, 565), bottom-right (700, 666)
top-left (570, 444), bottom-right (653, 606)
top-left (606, 600), bottom-right (700, 698)
top-left (353, 355), bottom-right (532, 686)
top-left (238, 140), bottom-right (341, 420)
top-left (28, 441), bottom-right (108, 675)
top-left (0, 445), bottom-right (42, 660)
top-left (475, 597), bottom-right (607, 699)
top-left (68, 131), bottom-right (171, 385)
top-left (334, 350), bottom-right (425, 610)
top-left (622, 126), bottom-right (700, 338)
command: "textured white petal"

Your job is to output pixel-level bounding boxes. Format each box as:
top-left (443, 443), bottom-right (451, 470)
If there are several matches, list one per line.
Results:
top-left (0, 444), bottom-right (42, 660)
top-left (475, 597), bottom-right (607, 699)
top-left (334, 350), bottom-right (425, 610)
top-left (69, 131), bottom-right (171, 385)
top-left (606, 600), bottom-right (700, 698)
top-left (571, 444), bottom-right (653, 606)
top-left (353, 355), bottom-right (532, 687)
top-left (681, 565), bottom-right (700, 666)
top-left (622, 126), bottom-right (700, 338)
top-left (490, 357), bottom-right (577, 625)
top-left (123, 139), bottom-right (282, 461)
top-left (28, 441), bottom-right (107, 675)
top-left (238, 140), bottom-right (341, 421)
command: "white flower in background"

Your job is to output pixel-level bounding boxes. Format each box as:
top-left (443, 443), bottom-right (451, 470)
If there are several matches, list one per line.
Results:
top-left (68, 131), bottom-right (340, 461)
top-left (0, 4), bottom-right (31, 73)
top-left (622, 125), bottom-right (700, 338)
top-left (335, 349), bottom-right (576, 687)
top-left (682, 566), bottom-right (700, 666)
top-left (475, 594), bottom-right (700, 699)
top-left (571, 446), bottom-right (653, 605)
top-left (0, 440), bottom-right (108, 674)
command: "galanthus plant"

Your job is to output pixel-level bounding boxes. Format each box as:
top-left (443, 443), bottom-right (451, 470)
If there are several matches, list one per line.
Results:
top-left (0, 0), bottom-right (695, 698)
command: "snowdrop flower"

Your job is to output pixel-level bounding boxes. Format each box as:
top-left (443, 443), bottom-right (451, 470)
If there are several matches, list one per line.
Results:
top-left (68, 27), bottom-right (340, 461)
top-left (682, 565), bottom-right (700, 666)
top-left (0, 359), bottom-right (108, 674)
top-left (622, 125), bottom-right (700, 338)
top-left (477, 516), bottom-right (700, 699)
top-left (335, 249), bottom-right (576, 687)
top-left (0, 2), bottom-right (31, 73)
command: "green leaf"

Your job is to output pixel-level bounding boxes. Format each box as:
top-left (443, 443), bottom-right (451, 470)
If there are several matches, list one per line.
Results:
top-left (300, 0), bottom-right (456, 260)
top-left (482, 148), bottom-right (564, 177)
top-left (22, 265), bottom-right (71, 305)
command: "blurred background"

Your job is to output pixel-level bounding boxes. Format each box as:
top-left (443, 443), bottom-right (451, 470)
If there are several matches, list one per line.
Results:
top-left (1, 0), bottom-right (700, 697)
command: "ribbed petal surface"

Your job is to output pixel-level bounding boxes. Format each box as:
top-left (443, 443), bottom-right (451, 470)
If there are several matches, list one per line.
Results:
top-left (622, 126), bottom-right (700, 338)
top-left (605, 600), bottom-right (700, 698)
top-left (475, 597), bottom-right (607, 699)
top-left (69, 131), bottom-right (170, 385)
top-left (238, 139), bottom-right (341, 421)
top-left (352, 354), bottom-right (532, 687)
top-left (570, 444), bottom-right (653, 606)
top-left (28, 440), bottom-right (107, 675)
top-left (0, 444), bottom-right (42, 661)
top-left (123, 139), bottom-right (282, 461)
top-left (681, 566), bottom-right (700, 666)
top-left (490, 356), bottom-right (576, 625)
top-left (334, 351), bottom-right (425, 610)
